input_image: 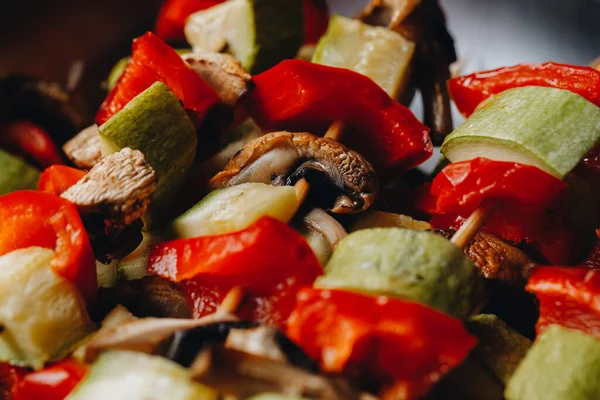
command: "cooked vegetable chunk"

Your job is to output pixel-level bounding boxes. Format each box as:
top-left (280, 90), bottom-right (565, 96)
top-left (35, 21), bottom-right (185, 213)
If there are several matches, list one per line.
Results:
top-left (0, 247), bottom-right (94, 369)
top-left (505, 325), bottom-right (600, 400)
top-left (66, 351), bottom-right (218, 400)
top-left (171, 183), bottom-right (299, 238)
top-left (467, 314), bottom-right (531, 384)
top-left (0, 148), bottom-right (39, 195)
top-left (316, 228), bottom-right (480, 318)
top-left (99, 82), bottom-right (197, 228)
top-left (313, 15), bottom-right (414, 99)
top-left (184, 0), bottom-right (304, 74)
top-left (442, 86), bottom-right (600, 178)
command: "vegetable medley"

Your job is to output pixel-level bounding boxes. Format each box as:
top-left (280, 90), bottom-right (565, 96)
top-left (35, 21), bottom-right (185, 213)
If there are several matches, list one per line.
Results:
top-left (1, 0), bottom-right (600, 399)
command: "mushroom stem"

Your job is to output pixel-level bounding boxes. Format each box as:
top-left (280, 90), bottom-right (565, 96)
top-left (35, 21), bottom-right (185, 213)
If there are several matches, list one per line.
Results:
top-left (218, 286), bottom-right (248, 315)
top-left (450, 199), bottom-right (498, 249)
top-left (293, 121), bottom-right (346, 203)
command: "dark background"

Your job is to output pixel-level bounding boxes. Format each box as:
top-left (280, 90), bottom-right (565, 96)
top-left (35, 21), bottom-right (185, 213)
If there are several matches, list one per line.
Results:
top-left (1, 0), bottom-right (599, 82)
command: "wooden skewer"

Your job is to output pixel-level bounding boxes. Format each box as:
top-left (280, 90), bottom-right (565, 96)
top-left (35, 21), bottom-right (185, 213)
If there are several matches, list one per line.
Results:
top-left (294, 121), bottom-right (346, 201)
top-left (218, 286), bottom-right (248, 315)
top-left (450, 199), bottom-right (498, 248)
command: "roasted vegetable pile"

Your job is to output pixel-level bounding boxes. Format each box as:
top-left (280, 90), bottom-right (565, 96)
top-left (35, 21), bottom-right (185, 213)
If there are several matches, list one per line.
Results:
top-left (1, 1), bottom-right (600, 400)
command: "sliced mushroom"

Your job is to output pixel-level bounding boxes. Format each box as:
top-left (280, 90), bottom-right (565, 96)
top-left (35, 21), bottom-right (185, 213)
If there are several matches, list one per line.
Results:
top-left (436, 230), bottom-right (534, 284)
top-left (190, 347), bottom-right (361, 400)
top-left (210, 132), bottom-right (378, 214)
top-left (73, 312), bottom-right (239, 363)
top-left (183, 52), bottom-right (252, 107)
top-left (359, 0), bottom-right (456, 145)
top-left (91, 276), bottom-right (193, 322)
top-left (62, 124), bottom-right (102, 169)
top-left (61, 147), bottom-right (157, 232)
top-left (303, 208), bottom-right (347, 249)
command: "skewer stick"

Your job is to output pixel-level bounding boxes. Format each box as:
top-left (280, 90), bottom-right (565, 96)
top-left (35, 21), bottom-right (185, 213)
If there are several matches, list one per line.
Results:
top-left (450, 199), bottom-right (498, 249)
top-left (294, 121), bottom-right (346, 201)
top-left (218, 286), bottom-right (248, 315)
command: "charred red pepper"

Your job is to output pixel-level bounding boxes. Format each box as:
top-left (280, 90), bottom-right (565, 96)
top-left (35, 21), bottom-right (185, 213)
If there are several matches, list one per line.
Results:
top-left (13, 360), bottom-right (87, 400)
top-left (527, 266), bottom-right (600, 339)
top-left (0, 363), bottom-right (27, 400)
top-left (286, 288), bottom-right (476, 399)
top-left (449, 62), bottom-right (600, 116)
top-left (1, 121), bottom-right (63, 169)
top-left (0, 191), bottom-right (97, 302)
top-left (303, 0), bottom-right (330, 44)
top-left (149, 217), bottom-right (322, 326)
top-left (96, 32), bottom-right (219, 127)
top-left (430, 158), bottom-right (567, 215)
top-left (155, 0), bottom-right (226, 42)
top-left (245, 60), bottom-right (432, 174)
top-left (38, 166), bottom-right (86, 197)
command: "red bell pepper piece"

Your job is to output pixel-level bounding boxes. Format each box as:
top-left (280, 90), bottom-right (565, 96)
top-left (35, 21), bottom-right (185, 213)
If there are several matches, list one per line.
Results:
top-left (303, 0), bottom-right (330, 44)
top-left (96, 32), bottom-right (219, 127)
top-left (244, 59), bottom-right (432, 174)
top-left (527, 266), bottom-right (600, 339)
top-left (0, 191), bottom-right (97, 302)
top-left (0, 363), bottom-right (27, 400)
top-left (155, 0), bottom-right (226, 42)
top-left (430, 158), bottom-right (567, 215)
top-left (1, 121), bottom-right (64, 169)
top-left (38, 166), bottom-right (86, 197)
top-left (13, 360), bottom-right (87, 400)
top-left (149, 216), bottom-right (322, 326)
top-left (286, 288), bottom-right (476, 399)
top-left (449, 62), bottom-right (600, 116)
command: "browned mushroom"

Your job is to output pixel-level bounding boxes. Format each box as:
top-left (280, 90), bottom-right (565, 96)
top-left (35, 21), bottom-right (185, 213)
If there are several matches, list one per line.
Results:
top-left (91, 276), bottom-right (193, 321)
top-left (182, 52), bottom-right (252, 107)
top-left (62, 124), bottom-right (102, 169)
top-left (359, 0), bottom-right (456, 145)
top-left (303, 208), bottom-right (348, 249)
top-left (436, 229), bottom-right (534, 284)
top-left (210, 131), bottom-right (378, 214)
top-left (61, 147), bottom-right (157, 233)
top-left (190, 346), bottom-right (361, 400)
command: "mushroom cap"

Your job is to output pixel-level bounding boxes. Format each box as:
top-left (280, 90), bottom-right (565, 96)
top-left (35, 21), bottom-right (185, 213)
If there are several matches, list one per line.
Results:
top-left (61, 147), bottom-right (157, 229)
top-left (210, 131), bottom-right (378, 214)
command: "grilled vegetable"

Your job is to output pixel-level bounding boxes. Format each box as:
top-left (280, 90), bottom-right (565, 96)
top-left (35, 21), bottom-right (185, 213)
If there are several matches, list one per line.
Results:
top-left (0, 149), bottom-right (39, 195)
top-left (209, 131), bottom-right (378, 214)
top-left (99, 82), bottom-right (197, 228)
top-left (244, 59), bottom-right (432, 174)
top-left (505, 325), bottom-right (600, 400)
top-left (442, 86), bottom-right (600, 179)
top-left (527, 267), bottom-right (600, 340)
top-left (96, 32), bottom-right (219, 127)
top-left (184, 0), bottom-right (304, 74)
top-left (171, 183), bottom-right (299, 238)
top-left (0, 247), bottom-right (94, 369)
top-left (287, 288), bottom-right (477, 399)
top-left (467, 314), bottom-right (531, 384)
top-left (313, 15), bottom-right (414, 99)
top-left (0, 191), bottom-right (97, 303)
top-left (449, 62), bottom-right (600, 116)
top-left (316, 228), bottom-right (480, 318)
top-left (150, 217), bottom-right (322, 326)
top-left (66, 351), bottom-right (218, 400)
